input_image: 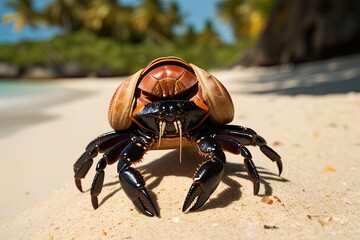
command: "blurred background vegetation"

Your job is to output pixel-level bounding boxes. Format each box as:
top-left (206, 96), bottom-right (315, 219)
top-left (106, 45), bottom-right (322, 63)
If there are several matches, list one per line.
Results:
top-left (1, 0), bottom-right (359, 78)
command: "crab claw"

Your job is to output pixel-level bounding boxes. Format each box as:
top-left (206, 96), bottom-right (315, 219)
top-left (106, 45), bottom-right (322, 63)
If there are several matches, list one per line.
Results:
top-left (182, 159), bottom-right (224, 212)
top-left (119, 167), bottom-right (158, 217)
top-left (260, 145), bottom-right (283, 175)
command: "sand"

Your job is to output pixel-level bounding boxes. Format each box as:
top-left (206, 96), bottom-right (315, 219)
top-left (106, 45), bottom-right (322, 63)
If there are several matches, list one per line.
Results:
top-left (0, 55), bottom-right (360, 239)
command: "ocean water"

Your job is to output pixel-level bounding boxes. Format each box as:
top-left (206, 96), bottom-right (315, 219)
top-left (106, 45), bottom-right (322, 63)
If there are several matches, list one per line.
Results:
top-left (0, 80), bottom-right (60, 115)
top-left (0, 80), bottom-right (93, 113)
top-left (0, 80), bottom-right (90, 137)
top-left (0, 80), bottom-right (56, 96)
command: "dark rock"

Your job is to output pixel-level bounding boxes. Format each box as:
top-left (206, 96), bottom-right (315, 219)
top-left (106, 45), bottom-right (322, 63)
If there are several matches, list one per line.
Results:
top-left (96, 66), bottom-right (128, 77)
top-left (21, 64), bottom-right (58, 79)
top-left (240, 0), bottom-right (360, 66)
top-left (59, 61), bottom-right (88, 78)
top-left (0, 62), bottom-right (19, 78)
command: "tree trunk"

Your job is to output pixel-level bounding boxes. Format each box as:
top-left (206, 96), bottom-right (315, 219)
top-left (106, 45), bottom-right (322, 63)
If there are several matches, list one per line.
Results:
top-left (238, 0), bottom-right (360, 66)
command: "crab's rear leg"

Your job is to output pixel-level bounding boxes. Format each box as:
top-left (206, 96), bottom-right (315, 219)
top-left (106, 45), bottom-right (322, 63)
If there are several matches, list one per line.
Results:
top-left (215, 135), bottom-right (260, 194)
top-left (117, 138), bottom-right (158, 217)
top-left (182, 136), bottom-right (226, 212)
top-left (215, 125), bottom-right (282, 175)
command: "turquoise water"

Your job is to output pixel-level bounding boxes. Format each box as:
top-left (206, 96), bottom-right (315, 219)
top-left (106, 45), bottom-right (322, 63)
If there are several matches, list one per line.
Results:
top-left (0, 80), bottom-right (57, 97)
top-left (0, 79), bottom-right (91, 137)
top-left (0, 79), bottom-right (90, 116)
top-left (0, 80), bottom-right (63, 122)
top-left (0, 80), bottom-right (62, 114)
top-left (0, 80), bottom-right (61, 137)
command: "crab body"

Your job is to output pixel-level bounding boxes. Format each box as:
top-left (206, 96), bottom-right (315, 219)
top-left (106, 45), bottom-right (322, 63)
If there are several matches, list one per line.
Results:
top-left (74, 57), bottom-right (282, 217)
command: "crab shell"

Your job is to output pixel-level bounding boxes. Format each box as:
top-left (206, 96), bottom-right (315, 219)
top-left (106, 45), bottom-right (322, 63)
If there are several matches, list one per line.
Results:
top-left (108, 57), bottom-right (234, 131)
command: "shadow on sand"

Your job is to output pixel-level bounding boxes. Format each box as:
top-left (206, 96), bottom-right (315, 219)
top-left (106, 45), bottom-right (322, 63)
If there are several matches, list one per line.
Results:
top-left (93, 147), bottom-right (288, 215)
top-left (235, 54), bottom-right (360, 95)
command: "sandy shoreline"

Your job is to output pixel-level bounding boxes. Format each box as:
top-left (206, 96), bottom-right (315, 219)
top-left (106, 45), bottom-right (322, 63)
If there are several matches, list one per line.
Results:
top-left (1, 55), bottom-right (360, 239)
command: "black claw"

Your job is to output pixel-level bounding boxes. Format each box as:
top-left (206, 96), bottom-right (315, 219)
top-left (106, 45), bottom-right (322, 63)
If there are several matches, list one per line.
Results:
top-left (91, 196), bottom-right (99, 209)
top-left (182, 184), bottom-right (201, 212)
top-left (260, 145), bottom-right (282, 175)
top-left (254, 181), bottom-right (260, 195)
top-left (75, 179), bottom-right (83, 192)
top-left (244, 158), bottom-right (261, 195)
top-left (119, 166), bottom-right (159, 217)
top-left (191, 192), bottom-right (210, 211)
top-left (136, 188), bottom-right (158, 217)
top-left (183, 159), bottom-right (224, 212)
top-left (132, 200), bottom-right (154, 217)
top-left (182, 183), bottom-right (211, 212)
top-left (90, 171), bottom-right (105, 209)
top-left (277, 159), bottom-right (283, 176)
top-left (74, 158), bottom-right (94, 192)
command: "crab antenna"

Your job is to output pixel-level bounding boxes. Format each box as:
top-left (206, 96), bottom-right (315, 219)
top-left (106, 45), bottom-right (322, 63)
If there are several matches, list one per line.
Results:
top-left (158, 120), bottom-right (166, 149)
top-left (177, 120), bottom-right (183, 163)
top-left (173, 121), bottom-right (181, 162)
top-left (173, 121), bottom-right (179, 133)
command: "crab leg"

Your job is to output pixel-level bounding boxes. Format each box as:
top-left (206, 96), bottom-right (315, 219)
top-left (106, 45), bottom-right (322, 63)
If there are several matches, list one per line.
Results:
top-left (241, 147), bottom-right (260, 194)
top-left (213, 134), bottom-right (261, 194)
top-left (74, 131), bottom-right (130, 192)
top-left (117, 137), bottom-right (158, 217)
top-left (183, 136), bottom-right (226, 212)
top-left (74, 152), bottom-right (94, 192)
top-left (215, 125), bottom-right (282, 175)
top-left (89, 139), bottom-right (131, 209)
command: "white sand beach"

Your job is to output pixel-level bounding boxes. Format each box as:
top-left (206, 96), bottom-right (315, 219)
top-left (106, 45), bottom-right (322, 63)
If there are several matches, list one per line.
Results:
top-left (0, 55), bottom-right (360, 239)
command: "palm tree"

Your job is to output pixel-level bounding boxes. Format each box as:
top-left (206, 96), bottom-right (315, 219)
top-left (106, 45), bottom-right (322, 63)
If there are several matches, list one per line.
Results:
top-left (217, 0), bottom-right (274, 39)
top-left (181, 25), bottom-right (197, 45)
top-left (82, 0), bottom-right (135, 41)
top-left (1, 0), bottom-right (66, 64)
top-left (132, 0), bottom-right (181, 45)
top-left (2, 0), bottom-right (43, 31)
top-left (165, 2), bottom-right (183, 40)
top-left (41, 0), bottom-right (88, 32)
top-left (197, 20), bottom-right (221, 47)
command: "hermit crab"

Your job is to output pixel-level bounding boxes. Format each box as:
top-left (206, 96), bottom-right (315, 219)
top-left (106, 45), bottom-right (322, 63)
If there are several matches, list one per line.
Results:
top-left (74, 57), bottom-right (282, 217)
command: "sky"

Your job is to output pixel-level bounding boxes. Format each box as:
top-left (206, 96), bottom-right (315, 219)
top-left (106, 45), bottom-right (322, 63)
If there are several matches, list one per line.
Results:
top-left (0, 0), bottom-right (233, 43)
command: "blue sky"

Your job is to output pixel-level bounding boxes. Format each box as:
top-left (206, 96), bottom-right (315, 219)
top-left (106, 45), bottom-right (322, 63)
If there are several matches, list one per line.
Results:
top-left (0, 0), bottom-right (233, 43)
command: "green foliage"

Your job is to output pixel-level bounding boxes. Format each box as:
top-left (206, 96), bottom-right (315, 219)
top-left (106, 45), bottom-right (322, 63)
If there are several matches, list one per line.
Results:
top-left (0, 41), bottom-right (48, 66)
top-left (2, 0), bottom-right (185, 44)
top-left (218, 0), bottom-right (276, 39)
top-left (0, 30), bottom-right (251, 74)
top-left (1, 0), bottom-right (269, 73)
top-left (2, 0), bottom-right (276, 43)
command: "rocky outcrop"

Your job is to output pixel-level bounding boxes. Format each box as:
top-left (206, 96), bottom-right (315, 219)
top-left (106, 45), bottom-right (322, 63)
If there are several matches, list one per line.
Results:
top-left (0, 62), bottom-right (19, 78)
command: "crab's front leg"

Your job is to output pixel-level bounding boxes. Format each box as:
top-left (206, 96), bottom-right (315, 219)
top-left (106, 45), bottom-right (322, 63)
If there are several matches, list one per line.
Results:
top-left (117, 136), bottom-right (159, 217)
top-left (73, 131), bottom-right (132, 209)
top-left (74, 131), bottom-right (130, 192)
top-left (182, 136), bottom-right (226, 212)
